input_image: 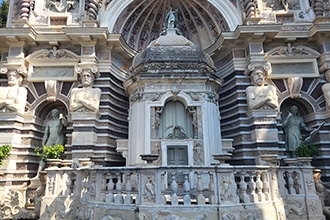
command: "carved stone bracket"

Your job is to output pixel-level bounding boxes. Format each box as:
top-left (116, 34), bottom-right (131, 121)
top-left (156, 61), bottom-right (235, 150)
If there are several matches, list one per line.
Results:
top-left (288, 76), bottom-right (303, 98)
top-left (45, 80), bottom-right (59, 102)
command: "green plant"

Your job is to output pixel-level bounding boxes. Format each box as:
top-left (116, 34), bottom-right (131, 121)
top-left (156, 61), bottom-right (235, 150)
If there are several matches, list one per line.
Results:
top-left (295, 140), bottom-right (319, 157)
top-left (34, 144), bottom-right (65, 161)
top-left (0, 144), bottom-right (12, 166)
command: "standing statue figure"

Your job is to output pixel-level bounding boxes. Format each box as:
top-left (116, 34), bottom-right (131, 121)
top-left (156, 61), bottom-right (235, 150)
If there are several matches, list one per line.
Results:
top-left (282, 105), bottom-right (314, 156)
top-left (31, 109), bottom-right (67, 180)
top-left (43, 109), bottom-right (68, 146)
top-left (246, 68), bottom-right (279, 110)
top-left (0, 71), bottom-right (27, 114)
top-left (164, 8), bottom-right (178, 29)
top-left (69, 69), bottom-right (101, 112)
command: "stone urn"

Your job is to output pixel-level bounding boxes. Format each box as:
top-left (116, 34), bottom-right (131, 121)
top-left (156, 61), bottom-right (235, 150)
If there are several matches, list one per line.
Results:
top-left (212, 153), bottom-right (232, 166)
top-left (140, 154), bottom-right (159, 165)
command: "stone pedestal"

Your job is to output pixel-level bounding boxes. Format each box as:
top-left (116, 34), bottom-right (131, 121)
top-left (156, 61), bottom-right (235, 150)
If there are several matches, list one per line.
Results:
top-left (70, 112), bottom-right (100, 160)
top-left (246, 110), bottom-right (281, 165)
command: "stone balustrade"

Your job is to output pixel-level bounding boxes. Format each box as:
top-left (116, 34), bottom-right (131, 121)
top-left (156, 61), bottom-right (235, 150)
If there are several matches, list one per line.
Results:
top-left (39, 163), bottom-right (325, 220)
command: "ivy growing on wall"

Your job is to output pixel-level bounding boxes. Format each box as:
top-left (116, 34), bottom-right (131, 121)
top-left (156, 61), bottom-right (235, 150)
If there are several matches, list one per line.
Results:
top-left (0, 144), bottom-right (12, 166)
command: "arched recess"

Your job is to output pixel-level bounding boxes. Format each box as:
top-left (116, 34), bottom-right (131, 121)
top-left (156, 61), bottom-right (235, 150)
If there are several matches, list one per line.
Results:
top-left (280, 97), bottom-right (314, 121)
top-left (157, 100), bottom-right (194, 139)
top-left (35, 100), bottom-right (68, 120)
top-left (100, 0), bottom-right (241, 51)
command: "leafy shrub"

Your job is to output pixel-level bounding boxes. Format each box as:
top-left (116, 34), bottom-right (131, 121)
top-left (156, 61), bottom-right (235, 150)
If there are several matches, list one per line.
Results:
top-left (34, 144), bottom-right (65, 161)
top-left (0, 144), bottom-right (12, 166)
top-left (295, 140), bottom-right (319, 157)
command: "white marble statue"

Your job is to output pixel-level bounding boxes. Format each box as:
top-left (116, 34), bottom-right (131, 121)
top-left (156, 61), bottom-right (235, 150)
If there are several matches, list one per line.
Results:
top-left (246, 68), bottom-right (279, 110)
top-left (322, 70), bottom-right (330, 109)
top-left (69, 69), bottom-right (101, 112)
top-left (0, 71), bottom-right (27, 114)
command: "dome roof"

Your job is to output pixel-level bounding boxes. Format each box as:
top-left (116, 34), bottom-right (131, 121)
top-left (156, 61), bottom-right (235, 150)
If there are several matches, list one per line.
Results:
top-left (130, 28), bottom-right (215, 74)
top-left (112, 0), bottom-right (230, 52)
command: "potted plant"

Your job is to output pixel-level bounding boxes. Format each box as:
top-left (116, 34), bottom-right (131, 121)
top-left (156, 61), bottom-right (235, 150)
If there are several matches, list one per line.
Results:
top-left (295, 140), bottom-right (319, 165)
top-left (0, 144), bottom-right (12, 167)
top-left (34, 144), bottom-right (65, 169)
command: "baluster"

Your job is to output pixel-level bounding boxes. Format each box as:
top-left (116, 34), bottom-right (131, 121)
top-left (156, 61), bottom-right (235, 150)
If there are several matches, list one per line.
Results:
top-left (90, 172), bottom-right (96, 200)
top-left (62, 172), bottom-right (71, 196)
top-left (100, 173), bottom-right (107, 202)
top-left (256, 171), bottom-right (264, 202)
top-left (287, 171), bottom-right (296, 194)
top-left (248, 172), bottom-right (258, 202)
top-left (183, 171), bottom-right (191, 205)
top-left (196, 171), bottom-right (205, 205)
top-left (170, 172), bottom-right (178, 205)
top-left (208, 171), bottom-right (216, 205)
top-left (160, 171), bottom-right (167, 205)
top-left (106, 173), bottom-right (114, 203)
top-left (124, 172), bottom-right (133, 204)
top-left (238, 172), bottom-right (249, 203)
top-left (114, 172), bottom-right (123, 204)
top-left (262, 171), bottom-right (270, 201)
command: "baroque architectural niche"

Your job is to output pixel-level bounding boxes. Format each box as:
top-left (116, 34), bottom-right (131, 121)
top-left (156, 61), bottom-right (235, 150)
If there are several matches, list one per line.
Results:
top-left (0, 68), bottom-right (28, 114)
top-left (69, 66), bottom-right (101, 113)
top-left (245, 64), bottom-right (279, 111)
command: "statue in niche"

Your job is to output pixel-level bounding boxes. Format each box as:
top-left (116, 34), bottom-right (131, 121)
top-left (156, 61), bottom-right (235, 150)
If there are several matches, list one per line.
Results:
top-left (246, 68), bottom-right (279, 110)
top-left (166, 125), bottom-right (189, 139)
top-left (69, 68), bottom-right (101, 113)
top-left (322, 70), bottom-right (330, 109)
top-left (0, 70), bottom-right (27, 114)
top-left (43, 109), bottom-right (68, 146)
top-left (282, 105), bottom-right (323, 157)
top-left (31, 109), bottom-right (67, 180)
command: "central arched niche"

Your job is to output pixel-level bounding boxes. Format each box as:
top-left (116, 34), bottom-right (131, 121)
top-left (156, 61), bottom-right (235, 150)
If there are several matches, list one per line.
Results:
top-left (102, 0), bottom-right (239, 51)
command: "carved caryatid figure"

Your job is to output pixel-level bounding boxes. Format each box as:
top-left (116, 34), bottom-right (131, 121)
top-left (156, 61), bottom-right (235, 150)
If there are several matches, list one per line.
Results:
top-left (69, 68), bottom-right (101, 112)
top-left (246, 68), bottom-right (279, 110)
top-left (322, 70), bottom-right (330, 109)
top-left (0, 70), bottom-right (27, 114)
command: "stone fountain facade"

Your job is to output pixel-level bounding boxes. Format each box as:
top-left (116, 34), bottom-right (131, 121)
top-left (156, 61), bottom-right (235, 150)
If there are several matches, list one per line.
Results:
top-left (0, 0), bottom-right (329, 219)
